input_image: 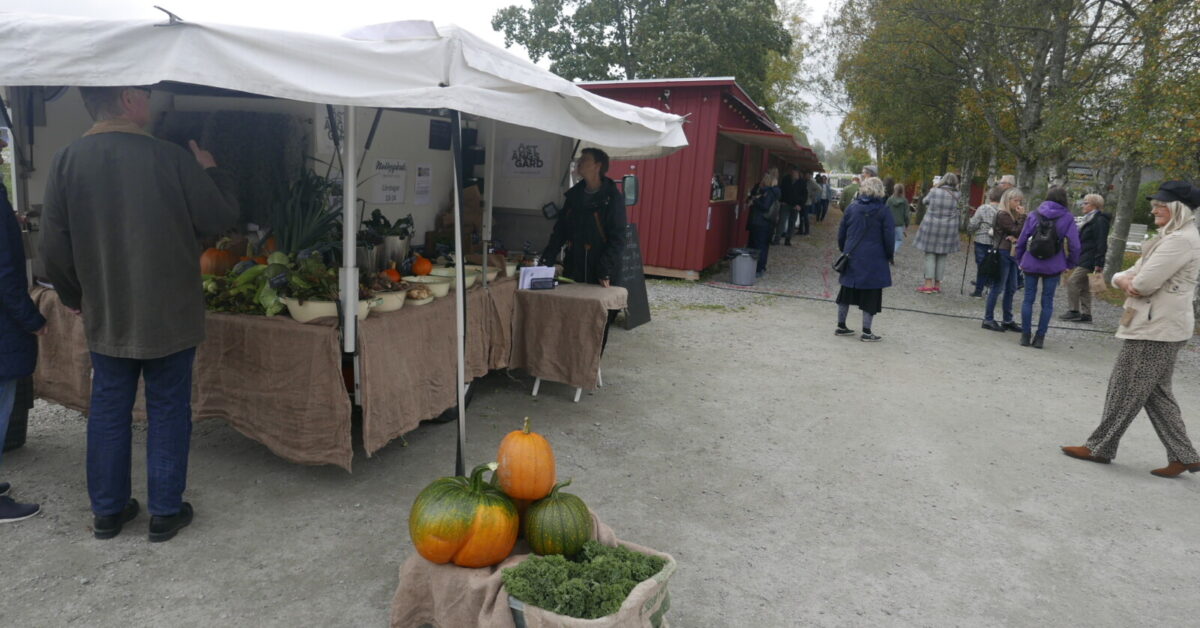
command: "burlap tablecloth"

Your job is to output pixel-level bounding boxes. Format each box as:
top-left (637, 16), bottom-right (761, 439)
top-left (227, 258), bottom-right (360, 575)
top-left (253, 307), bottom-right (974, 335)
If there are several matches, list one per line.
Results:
top-left (390, 512), bottom-right (674, 628)
top-left (30, 287), bottom-right (354, 470)
top-left (509, 284), bottom-right (628, 391)
top-left (359, 279), bottom-right (517, 457)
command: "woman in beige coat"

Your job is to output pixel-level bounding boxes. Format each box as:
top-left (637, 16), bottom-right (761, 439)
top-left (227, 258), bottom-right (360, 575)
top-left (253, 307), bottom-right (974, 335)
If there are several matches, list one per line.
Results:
top-left (1062, 181), bottom-right (1200, 477)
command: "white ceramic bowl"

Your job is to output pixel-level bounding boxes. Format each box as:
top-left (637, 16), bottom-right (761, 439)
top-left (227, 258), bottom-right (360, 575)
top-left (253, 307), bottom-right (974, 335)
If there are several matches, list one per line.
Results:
top-left (407, 296), bottom-right (434, 306)
top-left (404, 275), bottom-right (452, 298)
top-left (373, 290), bottom-right (407, 313)
top-left (464, 264), bottom-right (500, 282)
top-left (281, 297), bottom-right (375, 323)
top-left (428, 267), bottom-right (480, 289)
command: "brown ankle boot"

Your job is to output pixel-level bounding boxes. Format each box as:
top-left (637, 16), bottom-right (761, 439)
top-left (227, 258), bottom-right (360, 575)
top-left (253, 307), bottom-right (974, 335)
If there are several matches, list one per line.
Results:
top-left (1150, 461), bottom-right (1200, 478)
top-left (1061, 445), bottom-right (1111, 464)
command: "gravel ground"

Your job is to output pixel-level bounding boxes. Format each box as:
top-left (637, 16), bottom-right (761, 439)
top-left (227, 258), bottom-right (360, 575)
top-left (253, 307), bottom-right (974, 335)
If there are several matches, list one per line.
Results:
top-left (5, 212), bottom-right (1200, 627)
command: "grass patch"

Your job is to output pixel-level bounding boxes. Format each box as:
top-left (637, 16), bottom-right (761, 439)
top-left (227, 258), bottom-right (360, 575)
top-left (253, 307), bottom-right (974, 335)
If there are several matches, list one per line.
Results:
top-left (680, 303), bottom-right (729, 311)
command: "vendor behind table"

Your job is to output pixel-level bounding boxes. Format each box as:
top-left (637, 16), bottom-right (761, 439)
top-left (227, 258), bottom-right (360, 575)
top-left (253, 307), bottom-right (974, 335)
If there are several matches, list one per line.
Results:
top-left (540, 148), bottom-right (627, 289)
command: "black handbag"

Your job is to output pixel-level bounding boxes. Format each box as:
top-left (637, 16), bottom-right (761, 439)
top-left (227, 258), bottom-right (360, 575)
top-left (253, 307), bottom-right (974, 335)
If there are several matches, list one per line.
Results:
top-left (979, 246), bottom-right (1002, 281)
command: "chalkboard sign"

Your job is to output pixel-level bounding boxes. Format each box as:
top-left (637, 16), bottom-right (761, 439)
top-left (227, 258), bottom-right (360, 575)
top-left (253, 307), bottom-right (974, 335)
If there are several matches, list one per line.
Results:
top-left (428, 119), bottom-right (451, 150)
top-left (614, 224), bottom-right (651, 330)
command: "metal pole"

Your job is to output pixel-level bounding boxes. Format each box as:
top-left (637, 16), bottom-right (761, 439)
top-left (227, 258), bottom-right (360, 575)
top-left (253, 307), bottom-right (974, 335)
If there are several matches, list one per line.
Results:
top-left (451, 110), bottom-right (468, 477)
top-left (482, 119), bottom-right (497, 288)
top-left (341, 106), bottom-right (357, 354)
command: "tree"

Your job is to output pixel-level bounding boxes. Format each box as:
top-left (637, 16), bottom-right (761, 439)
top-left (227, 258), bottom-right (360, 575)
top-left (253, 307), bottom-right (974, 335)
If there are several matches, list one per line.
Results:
top-left (759, 0), bottom-right (813, 137)
top-left (492, 0), bottom-right (793, 106)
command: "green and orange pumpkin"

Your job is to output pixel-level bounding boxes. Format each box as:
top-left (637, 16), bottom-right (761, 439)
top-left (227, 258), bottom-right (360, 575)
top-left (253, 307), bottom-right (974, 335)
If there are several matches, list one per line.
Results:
top-left (524, 479), bottom-right (593, 557)
top-left (409, 463), bottom-right (519, 568)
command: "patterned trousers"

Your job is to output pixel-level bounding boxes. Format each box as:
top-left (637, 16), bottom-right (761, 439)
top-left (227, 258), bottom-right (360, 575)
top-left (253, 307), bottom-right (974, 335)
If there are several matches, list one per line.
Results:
top-left (1086, 339), bottom-right (1200, 463)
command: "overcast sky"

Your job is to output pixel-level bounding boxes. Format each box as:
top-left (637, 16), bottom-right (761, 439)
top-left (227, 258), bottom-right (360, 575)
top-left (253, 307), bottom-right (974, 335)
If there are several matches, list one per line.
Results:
top-left (21, 0), bottom-right (842, 147)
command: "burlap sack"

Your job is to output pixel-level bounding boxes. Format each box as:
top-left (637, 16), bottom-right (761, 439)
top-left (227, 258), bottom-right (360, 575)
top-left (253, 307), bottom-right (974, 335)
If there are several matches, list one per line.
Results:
top-left (390, 512), bottom-right (674, 628)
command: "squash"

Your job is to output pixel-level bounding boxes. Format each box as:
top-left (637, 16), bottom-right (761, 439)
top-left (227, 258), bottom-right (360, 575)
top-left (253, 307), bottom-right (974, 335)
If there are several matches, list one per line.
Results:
top-left (381, 261), bottom-right (402, 283)
top-left (412, 254), bottom-right (433, 276)
top-left (524, 479), bottom-right (593, 557)
top-left (200, 238), bottom-right (238, 276)
top-left (496, 417), bottom-right (556, 501)
top-left (262, 236), bottom-right (278, 253)
top-left (409, 462), bottom-right (519, 568)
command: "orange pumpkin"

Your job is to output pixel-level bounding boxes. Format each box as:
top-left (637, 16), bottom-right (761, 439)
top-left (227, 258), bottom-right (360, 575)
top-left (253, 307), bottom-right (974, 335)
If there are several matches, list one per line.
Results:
top-left (409, 463), bottom-right (519, 568)
top-left (262, 236), bottom-right (278, 253)
top-left (381, 261), bottom-right (402, 283)
top-left (200, 238), bottom-right (238, 276)
top-left (496, 417), bottom-right (556, 501)
top-left (412, 254), bottom-right (433, 276)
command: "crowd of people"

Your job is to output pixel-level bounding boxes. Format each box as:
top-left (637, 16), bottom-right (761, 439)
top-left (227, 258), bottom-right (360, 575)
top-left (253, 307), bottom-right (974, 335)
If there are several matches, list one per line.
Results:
top-left (822, 166), bottom-right (1200, 477)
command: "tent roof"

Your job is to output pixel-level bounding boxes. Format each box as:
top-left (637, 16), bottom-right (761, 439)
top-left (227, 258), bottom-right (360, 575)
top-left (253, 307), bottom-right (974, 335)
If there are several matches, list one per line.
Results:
top-left (0, 12), bottom-right (687, 160)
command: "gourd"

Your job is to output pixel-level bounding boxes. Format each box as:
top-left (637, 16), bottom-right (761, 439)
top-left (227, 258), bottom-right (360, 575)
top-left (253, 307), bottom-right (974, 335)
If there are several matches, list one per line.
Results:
top-left (200, 238), bottom-right (238, 276)
top-left (524, 480), bottom-right (593, 557)
top-left (412, 254), bottom-right (433, 276)
top-left (496, 417), bottom-right (556, 501)
top-left (409, 463), bottom-right (519, 568)
top-left (381, 261), bottom-right (402, 283)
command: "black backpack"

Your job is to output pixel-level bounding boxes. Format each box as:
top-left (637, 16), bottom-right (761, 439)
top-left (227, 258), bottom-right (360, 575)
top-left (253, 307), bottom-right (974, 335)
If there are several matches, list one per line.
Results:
top-left (1027, 210), bottom-right (1061, 260)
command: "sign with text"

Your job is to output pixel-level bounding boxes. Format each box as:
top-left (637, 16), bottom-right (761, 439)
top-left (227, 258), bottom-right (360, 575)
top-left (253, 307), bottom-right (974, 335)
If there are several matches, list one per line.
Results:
top-left (503, 138), bottom-right (556, 178)
top-left (371, 159), bottom-right (407, 204)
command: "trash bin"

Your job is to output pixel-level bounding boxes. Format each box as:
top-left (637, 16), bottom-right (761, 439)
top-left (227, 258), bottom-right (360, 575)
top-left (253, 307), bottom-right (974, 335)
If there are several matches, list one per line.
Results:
top-left (728, 248), bottom-right (758, 287)
top-left (2, 376), bottom-right (33, 452)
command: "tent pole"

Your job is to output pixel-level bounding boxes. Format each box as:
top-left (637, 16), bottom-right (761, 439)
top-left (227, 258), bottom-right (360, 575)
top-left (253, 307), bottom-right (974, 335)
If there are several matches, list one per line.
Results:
top-left (451, 109), bottom-right (467, 477)
top-left (341, 106), bottom-right (358, 356)
top-left (482, 119), bottom-right (496, 288)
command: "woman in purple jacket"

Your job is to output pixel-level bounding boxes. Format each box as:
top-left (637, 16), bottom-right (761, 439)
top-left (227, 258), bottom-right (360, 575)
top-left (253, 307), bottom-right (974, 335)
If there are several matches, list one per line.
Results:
top-left (1014, 187), bottom-right (1081, 348)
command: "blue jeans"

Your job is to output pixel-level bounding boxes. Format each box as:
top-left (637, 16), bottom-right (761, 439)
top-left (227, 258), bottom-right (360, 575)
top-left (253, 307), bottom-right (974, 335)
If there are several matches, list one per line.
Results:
top-left (88, 348), bottom-right (196, 517)
top-left (1021, 273), bottom-right (1061, 336)
top-left (0, 378), bottom-right (16, 468)
top-left (985, 250), bottom-right (1019, 323)
top-left (972, 242), bottom-right (995, 295)
top-left (894, 226), bottom-right (905, 254)
top-left (797, 205), bottom-right (811, 234)
top-left (748, 224), bottom-right (772, 273)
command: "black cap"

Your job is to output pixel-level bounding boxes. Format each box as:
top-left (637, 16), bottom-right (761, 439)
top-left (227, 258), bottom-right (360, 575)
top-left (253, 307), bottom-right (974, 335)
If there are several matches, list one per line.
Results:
top-left (1147, 180), bottom-right (1200, 209)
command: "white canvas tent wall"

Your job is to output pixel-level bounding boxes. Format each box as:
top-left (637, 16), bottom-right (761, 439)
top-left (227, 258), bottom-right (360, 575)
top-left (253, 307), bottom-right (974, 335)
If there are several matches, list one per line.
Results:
top-left (1, 11), bottom-right (687, 472)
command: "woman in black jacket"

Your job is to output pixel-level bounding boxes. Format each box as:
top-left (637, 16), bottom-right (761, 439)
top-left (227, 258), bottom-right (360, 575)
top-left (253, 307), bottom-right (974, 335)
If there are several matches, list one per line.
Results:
top-left (1060, 193), bottom-right (1111, 323)
top-left (0, 160), bottom-right (46, 522)
top-left (542, 148), bottom-right (627, 287)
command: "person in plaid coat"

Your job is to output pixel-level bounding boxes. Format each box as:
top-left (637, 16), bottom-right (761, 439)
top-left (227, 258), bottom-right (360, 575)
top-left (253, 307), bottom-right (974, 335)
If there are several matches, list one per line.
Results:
top-left (913, 173), bottom-right (962, 293)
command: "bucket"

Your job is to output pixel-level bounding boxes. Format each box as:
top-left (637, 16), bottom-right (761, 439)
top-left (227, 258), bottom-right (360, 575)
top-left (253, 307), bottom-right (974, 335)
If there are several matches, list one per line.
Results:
top-left (731, 253), bottom-right (756, 286)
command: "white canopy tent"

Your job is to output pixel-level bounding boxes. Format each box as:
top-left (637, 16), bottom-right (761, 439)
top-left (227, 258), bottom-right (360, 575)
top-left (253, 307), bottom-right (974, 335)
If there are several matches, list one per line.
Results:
top-left (1, 10), bottom-right (687, 472)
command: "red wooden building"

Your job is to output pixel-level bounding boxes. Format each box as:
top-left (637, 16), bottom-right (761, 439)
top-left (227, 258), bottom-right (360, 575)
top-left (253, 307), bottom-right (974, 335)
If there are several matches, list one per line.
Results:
top-left (580, 77), bottom-right (821, 279)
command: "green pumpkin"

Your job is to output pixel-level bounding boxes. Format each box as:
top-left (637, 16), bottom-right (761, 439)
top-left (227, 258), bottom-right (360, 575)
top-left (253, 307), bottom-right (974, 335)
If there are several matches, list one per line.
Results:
top-left (524, 479), bottom-right (593, 557)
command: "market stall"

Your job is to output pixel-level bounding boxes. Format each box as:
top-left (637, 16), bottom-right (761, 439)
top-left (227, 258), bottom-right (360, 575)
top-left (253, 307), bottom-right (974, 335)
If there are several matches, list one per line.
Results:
top-left (2, 11), bottom-right (687, 470)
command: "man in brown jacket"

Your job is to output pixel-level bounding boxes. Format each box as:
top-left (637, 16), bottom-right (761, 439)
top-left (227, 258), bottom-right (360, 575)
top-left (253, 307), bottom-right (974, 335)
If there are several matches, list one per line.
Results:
top-left (41, 85), bottom-right (238, 542)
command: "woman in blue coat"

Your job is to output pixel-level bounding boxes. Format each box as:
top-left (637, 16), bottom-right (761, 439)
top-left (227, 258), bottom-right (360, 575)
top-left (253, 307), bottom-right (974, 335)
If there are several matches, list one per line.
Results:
top-left (835, 177), bottom-right (895, 341)
top-left (1, 170), bottom-right (46, 523)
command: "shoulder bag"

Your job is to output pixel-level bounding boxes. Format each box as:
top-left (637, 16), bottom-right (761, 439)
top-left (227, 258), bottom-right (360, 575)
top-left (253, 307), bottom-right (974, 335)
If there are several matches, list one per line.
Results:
top-left (833, 208), bottom-right (879, 273)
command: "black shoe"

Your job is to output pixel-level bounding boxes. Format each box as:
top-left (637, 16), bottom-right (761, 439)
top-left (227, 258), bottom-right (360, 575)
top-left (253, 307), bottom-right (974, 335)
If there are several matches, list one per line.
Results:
top-left (0, 481), bottom-right (9, 496)
top-left (1002, 321), bottom-right (1022, 332)
top-left (835, 327), bottom-right (856, 336)
top-left (149, 502), bottom-right (193, 543)
top-left (860, 332), bottom-right (882, 342)
top-left (1032, 335), bottom-right (1045, 349)
top-left (0, 496), bottom-right (40, 523)
top-left (784, 240), bottom-right (792, 246)
top-left (1059, 311), bottom-right (1081, 321)
top-left (1020, 333), bottom-right (1031, 347)
top-left (969, 292), bottom-right (984, 298)
top-left (1077, 314), bottom-right (1092, 323)
top-left (981, 320), bottom-right (1004, 332)
top-left (93, 499), bottom-right (140, 540)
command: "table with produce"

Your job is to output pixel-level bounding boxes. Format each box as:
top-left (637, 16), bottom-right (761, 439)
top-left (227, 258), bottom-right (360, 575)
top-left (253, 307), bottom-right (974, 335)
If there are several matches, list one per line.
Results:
top-left (391, 418), bottom-right (675, 627)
